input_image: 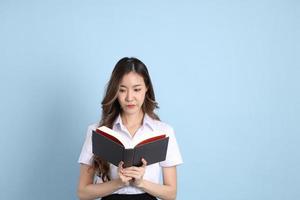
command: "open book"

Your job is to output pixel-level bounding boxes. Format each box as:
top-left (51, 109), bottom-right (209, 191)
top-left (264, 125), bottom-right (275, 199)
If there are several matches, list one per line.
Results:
top-left (92, 126), bottom-right (169, 168)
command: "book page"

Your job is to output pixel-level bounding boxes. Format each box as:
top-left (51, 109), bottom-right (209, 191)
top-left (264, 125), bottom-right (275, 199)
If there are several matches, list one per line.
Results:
top-left (97, 126), bottom-right (166, 149)
top-left (96, 126), bottom-right (129, 148)
top-left (132, 130), bottom-right (166, 147)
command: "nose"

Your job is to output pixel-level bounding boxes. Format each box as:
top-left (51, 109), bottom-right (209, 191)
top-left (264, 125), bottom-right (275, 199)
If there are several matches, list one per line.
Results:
top-left (125, 90), bottom-right (133, 102)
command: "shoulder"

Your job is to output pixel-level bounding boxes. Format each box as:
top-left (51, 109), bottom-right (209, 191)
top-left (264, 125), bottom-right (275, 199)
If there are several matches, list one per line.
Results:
top-left (85, 122), bottom-right (99, 136)
top-left (87, 122), bottom-right (99, 130)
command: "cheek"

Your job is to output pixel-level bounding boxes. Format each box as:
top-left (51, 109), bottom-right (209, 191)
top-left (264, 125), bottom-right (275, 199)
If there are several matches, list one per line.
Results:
top-left (138, 93), bottom-right (147, 102)
top-left (117, 94), bottom-right (124, 104)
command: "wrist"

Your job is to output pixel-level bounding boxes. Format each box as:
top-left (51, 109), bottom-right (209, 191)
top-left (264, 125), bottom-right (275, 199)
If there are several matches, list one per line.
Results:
top-left (135, 179), bottom-right (145, 189)
top-left (116, 178), bottom-right (126, 188)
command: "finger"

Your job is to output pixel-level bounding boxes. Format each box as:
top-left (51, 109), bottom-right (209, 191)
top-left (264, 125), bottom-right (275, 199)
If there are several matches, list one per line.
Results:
top-left (118, 161), bottom-right (124, 169)
top-left (124, 166), bottom-right (133, 170)
top-left (141, 158), bottom-right (147, 167)
top-left (124, 166), bottom-right (140, 171)
top-left (120, 173), bottom-right (133, 181)
top-left (122, 170), bottom-right (140, 176)
top-left (123, 176), bottom-right (132, 181)
top-left (124, 167), bottom-right (145, 174)
top-left (123, 171), bottom-right (143, 178)
top-left (118, 161), bottom-right (125, 174)
top-left (123, 173), bottom-right (140, 179)
top-left (120, 176), bottom-right (132, 185)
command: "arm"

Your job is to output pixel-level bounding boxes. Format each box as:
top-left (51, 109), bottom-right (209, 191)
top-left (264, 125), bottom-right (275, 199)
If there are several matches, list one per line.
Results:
top-left (122, 160), bottom-right (177, 200)
top-left (140, 166), bottom-right (177, 200)
top-left (77, 163), bottom-right (131, 200)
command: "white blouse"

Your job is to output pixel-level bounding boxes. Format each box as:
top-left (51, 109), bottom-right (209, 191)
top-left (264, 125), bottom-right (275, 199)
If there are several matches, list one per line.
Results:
top-left (78, 114), bottom-right (183, 195)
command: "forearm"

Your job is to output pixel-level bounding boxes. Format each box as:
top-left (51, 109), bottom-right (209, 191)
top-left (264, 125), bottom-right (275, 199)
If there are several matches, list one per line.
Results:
top-left (77, 178), bottom-right (124, 200)
top-left (138, 180), bottom-right (176, 200)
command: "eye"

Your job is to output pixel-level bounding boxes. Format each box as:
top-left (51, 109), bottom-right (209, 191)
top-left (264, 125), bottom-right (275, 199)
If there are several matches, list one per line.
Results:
top-left (134, 88), bottom-right (141, 92)
top-left (119, 89), bottom-right (126, 93)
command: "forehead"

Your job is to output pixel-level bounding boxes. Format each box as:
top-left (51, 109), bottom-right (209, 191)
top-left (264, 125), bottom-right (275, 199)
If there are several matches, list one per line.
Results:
top-left (119, 72), bottom-right (145, 87)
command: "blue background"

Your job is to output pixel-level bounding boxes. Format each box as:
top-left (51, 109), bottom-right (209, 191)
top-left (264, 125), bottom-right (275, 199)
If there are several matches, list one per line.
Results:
top-left (0, 0), bottom-right (299, 199)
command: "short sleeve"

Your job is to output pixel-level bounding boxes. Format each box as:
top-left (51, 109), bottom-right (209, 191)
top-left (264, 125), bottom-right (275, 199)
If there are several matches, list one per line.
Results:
top-left (159, 126), bottom-right (183, 167)
top-left (78, 123), bottom-right (98, 165)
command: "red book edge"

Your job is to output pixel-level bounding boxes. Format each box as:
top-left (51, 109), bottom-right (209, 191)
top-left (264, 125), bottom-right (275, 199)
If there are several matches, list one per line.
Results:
top-left (95, 128), bottom-right (166, 148)
top-left (95, 129), bottom-right (124, 146)
top-left (136, 134), bottom-right (166, 147)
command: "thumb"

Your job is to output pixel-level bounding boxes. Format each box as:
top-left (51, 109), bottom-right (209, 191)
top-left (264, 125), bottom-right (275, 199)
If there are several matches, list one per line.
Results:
top-left (118, 161), bottom-right (124, 170)
top-left (141, 158), bottom-right (147, 167)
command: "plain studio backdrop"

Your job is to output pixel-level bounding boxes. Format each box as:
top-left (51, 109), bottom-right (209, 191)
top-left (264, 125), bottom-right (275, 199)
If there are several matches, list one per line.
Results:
top-left (0, 0), bottom-right (299, 199)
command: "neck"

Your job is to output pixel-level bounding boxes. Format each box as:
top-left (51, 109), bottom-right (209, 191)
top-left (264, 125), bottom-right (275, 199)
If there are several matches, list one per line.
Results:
top-left (121, 110), bottom-right (144, 127)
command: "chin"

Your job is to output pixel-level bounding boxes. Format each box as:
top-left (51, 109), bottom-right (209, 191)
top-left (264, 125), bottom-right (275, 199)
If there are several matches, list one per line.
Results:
top-left (123, 110), bottom-right (137, 115)
top-left (123, 108), bottom-right (140, 115)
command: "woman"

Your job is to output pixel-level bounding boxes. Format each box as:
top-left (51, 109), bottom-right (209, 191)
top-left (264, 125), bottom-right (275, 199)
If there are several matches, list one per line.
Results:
top-left (77, 57), bottom-right (183, 200)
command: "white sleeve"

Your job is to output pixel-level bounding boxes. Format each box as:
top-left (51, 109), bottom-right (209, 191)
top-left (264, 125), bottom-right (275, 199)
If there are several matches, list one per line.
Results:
top-left (160, 126), bottom-right (183, 167)
top-left (78, 123), bottom-right (98, 165)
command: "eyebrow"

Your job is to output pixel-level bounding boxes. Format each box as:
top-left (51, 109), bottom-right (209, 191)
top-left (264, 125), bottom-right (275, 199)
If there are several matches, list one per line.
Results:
top-left (120, 84), bottom-right (142, 88)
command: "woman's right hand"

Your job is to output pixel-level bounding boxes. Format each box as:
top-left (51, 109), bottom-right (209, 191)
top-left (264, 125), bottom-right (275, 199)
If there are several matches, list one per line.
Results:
top-left (118, 161), bottom-right (132, 186)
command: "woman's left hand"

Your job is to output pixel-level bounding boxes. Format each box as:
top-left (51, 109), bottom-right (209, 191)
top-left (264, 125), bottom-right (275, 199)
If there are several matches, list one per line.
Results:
top-left (122, 158), bottom-right (147, 188)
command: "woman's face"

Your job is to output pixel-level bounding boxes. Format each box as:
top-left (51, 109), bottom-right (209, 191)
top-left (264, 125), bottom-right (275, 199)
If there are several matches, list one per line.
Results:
top-left (117, 72), bottom-right (148, 116)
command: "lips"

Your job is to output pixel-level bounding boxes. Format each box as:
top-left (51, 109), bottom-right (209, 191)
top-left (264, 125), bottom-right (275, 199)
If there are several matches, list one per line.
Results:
top-left (126, 105), bottom-right (135, 108)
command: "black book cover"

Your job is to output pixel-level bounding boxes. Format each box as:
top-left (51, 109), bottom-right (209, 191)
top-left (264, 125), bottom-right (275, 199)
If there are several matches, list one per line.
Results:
top-left (92, 130), bottom-right (169, 168)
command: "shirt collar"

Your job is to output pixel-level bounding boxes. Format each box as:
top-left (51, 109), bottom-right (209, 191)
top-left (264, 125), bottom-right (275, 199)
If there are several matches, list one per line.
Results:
top-left (113, 113), bottom-right (155, 131)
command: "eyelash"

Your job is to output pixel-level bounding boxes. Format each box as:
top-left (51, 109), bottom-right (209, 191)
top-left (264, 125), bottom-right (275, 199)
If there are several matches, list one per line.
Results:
top-left (119, 89), bottom-right (141, 93)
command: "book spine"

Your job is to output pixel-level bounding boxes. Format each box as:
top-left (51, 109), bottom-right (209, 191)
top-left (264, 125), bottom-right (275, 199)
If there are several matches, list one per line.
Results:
top-left (123, 149), bottom-right (134, 168)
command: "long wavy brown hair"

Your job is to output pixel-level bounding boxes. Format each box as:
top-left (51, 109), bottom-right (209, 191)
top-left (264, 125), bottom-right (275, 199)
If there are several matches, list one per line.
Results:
top-left (92, 57), bottom-right (160, 182)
